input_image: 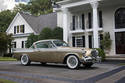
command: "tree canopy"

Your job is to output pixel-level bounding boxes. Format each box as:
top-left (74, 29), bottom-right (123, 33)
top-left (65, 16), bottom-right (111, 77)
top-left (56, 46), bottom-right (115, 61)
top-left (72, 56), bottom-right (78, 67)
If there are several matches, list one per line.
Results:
top-left (0, 10), bottom-right (16, 32)
top-left (26, 27), bottom-right (63, 48)
top-left (0, 32), bottom-right (13, 56)
top-left (13, 0), bottom-right (62, 16)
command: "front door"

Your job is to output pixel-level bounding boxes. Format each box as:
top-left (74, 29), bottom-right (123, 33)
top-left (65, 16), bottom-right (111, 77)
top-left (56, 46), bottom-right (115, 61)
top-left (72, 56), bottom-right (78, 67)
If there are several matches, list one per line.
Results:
top-left (115, 32), bottom-right (125, 54)
top-left (115, 8), bottom-right (125, 54)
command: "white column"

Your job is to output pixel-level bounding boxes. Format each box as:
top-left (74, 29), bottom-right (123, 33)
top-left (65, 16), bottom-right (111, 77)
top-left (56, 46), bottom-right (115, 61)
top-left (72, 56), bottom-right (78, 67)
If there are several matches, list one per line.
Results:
top-left (90, 1), bottom-right (99, 48)
top-left (62, 8), bottom-right (69, 43)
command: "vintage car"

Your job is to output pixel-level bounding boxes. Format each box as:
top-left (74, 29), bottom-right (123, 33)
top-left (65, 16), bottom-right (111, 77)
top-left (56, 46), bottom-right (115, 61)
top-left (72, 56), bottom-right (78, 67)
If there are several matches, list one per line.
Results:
top-left (13, 39), bottom-right (101, 69)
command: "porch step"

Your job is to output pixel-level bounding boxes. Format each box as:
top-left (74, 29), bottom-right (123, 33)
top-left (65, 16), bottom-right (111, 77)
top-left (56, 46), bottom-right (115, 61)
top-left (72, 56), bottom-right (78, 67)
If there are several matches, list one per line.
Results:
top-left (106, 55), bottom-right (125, 62)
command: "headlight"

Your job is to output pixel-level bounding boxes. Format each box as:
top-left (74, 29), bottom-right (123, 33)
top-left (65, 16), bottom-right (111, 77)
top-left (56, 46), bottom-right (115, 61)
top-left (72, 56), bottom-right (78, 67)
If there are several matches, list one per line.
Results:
top-left (82, 50), bottom-right (86, 56)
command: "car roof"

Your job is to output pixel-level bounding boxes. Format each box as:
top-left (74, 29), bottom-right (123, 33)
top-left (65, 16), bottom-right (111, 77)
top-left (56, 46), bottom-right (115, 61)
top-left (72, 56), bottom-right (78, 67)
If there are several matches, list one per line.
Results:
top-left (33, 39), bottom-right (61, 44)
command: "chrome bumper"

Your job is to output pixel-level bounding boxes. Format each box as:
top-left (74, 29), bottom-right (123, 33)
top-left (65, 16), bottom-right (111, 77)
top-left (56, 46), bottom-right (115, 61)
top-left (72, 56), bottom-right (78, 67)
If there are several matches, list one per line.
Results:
top-left (80, 56), bottom-right (101, 63)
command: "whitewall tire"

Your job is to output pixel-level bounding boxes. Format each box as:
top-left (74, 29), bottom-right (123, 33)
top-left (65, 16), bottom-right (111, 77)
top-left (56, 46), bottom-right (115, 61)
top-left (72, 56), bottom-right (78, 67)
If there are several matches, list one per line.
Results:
top-left (21, 55), bottom-right (31, 66)
top-left (66, 55), bottom-right (80, 69)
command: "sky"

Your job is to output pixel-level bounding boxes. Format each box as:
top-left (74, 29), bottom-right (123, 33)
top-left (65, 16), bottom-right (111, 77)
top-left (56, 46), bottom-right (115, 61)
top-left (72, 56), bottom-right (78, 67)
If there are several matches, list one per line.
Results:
top-left (0, 0), bottom-right (29, 11)
top-left (0, 0), bottom-right (7, 11)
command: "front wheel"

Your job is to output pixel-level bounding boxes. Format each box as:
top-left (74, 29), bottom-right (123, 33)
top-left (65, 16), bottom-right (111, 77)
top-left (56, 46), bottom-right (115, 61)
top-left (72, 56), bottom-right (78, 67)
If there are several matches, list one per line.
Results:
top-left (21, 55), bottom-right (31, 66)
top-left (66, 55), bottom-right (80, 69)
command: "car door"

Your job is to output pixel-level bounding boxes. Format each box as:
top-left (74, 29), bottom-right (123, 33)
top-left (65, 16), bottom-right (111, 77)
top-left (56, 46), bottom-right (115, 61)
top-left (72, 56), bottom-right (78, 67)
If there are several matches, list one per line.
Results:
top-left (34, 41), bottom-right (57, 62)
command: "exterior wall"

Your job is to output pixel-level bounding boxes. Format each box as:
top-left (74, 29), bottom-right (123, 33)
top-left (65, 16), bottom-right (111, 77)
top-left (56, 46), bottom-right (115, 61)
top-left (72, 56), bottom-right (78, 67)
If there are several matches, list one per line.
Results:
top-left (102, 4), bottom-right (125, 56)
top-left (7, 14), bottom-right (34, 34)
top-left (56, 0), bottom-right (125, 56)
top-left (13, 37), bottom-right (27, 48)
top-left (7, 13), bottom-right (35, 48)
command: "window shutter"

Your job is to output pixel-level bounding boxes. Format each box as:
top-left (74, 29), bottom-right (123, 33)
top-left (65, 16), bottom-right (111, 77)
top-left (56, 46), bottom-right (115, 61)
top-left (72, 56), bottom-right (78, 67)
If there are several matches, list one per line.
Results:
top-left (14, 26), bottom-right (16, 34)
top-left (72, 16), bottom-right (75, 30)
top-left (82, 36), bottom-right (85, 47)
top-left (23, 25), bottom-right (25, 33)
top-left (89, 35), bottom-right (92, 48)
top-left (82, 14), bottom-right (85, 29)
top-left (99, 11), bottom-right (103, 28)
top-left (72, 37), bottom-right (75, 47)
top-left (88, 12), bottom-right (92, 29)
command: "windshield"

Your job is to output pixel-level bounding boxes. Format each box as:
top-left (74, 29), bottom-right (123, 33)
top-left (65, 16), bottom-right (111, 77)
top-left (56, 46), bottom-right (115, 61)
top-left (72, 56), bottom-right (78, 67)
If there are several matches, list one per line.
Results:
top-left (53, 40), bottom-right (69, 47)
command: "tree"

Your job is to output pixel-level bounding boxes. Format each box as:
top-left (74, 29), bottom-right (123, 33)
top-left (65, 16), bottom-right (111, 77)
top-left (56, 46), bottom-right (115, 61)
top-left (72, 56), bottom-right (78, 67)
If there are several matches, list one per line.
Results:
top-left (26, 33), bottom-right (39, 48)
top-left (0, 32), bottom-right (13, 56)
top-left (52, 27), bottom-right (63, 40)
top-left (13, 3), bottom-right (29, 13)
top-left (39, 27), bottom-right (53, 40)
top-left (26, 27), bottom-right (63, 48)
top-left (13, 0), bottom-right (62, 16)
top-left (0, 10), bottom-right (16, 32)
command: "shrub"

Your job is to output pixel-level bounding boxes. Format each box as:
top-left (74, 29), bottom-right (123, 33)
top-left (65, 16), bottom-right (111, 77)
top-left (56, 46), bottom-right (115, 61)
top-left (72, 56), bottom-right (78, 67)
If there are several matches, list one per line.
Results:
top-left (101, 32), bottom-right (112, 50)
top-left (96, 48), bottom-right (106, 61)
top-left (52, 27), bottom-right (63, 40)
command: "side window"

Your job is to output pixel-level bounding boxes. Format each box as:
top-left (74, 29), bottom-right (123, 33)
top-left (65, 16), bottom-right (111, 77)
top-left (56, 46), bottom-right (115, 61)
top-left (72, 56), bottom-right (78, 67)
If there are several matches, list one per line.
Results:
top-left (35, 41), bottom-right (54, 48)
top-left (30, 45), bottom-right (35, 49)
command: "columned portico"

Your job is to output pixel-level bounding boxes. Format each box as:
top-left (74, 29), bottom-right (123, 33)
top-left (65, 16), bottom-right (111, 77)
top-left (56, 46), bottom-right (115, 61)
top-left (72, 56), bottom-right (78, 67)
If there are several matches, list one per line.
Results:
top-left (62, 8), bottom-right (69, 43)
top-left (90, 1), bottom-right (99, 48)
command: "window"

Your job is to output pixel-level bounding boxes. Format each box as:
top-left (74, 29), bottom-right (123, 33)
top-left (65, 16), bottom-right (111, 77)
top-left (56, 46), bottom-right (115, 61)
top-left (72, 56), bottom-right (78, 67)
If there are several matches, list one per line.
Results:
top-left (88, 12), bottom-right (92, 29)
top-left (82, 14), bottom-right (85, 29)
top-left (36, 41), bottom-right (53, 48)
top-left (14, 25), bottom-right (25, 34)
top-left (76, 37), bottom-right (83, 47)
top-left (22, 41), bottom-right (24, 48)
top-left (99, 11), bottom-right (103, 28)
top-left (17, 26), bottom-right (19, 33)
top-left (20, 25), bottom-right (25, 33)
top-left (13, 42), bottom-right (16, 48)
top-left (115, 8), bottom-right (125, 29)
top-left (73, 36), bottom-right (85, 47)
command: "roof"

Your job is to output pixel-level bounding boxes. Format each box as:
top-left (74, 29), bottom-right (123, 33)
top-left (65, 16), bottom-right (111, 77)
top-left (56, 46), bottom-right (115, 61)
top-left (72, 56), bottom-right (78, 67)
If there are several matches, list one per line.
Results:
top-left (20, 12), bottom-right (57, 34)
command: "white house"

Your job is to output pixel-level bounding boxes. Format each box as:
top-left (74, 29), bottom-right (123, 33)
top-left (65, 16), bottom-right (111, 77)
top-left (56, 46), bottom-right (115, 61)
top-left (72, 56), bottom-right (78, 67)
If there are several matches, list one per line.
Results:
top-left (55, 0), bottom-right (125, 56)
top-left (6, 12), bottom-right (57, 48)
top-left (0, 0), bottom-right (30, 11)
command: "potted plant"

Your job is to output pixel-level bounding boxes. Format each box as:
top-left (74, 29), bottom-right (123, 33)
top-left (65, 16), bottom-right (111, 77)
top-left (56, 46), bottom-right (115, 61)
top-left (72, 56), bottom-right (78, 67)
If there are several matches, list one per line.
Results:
top-left (101, 32), bottom-right (112, 55)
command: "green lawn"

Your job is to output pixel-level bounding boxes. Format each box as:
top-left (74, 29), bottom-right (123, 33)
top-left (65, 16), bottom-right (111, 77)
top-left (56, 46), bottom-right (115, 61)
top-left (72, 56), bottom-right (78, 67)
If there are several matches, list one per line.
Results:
top-left (0, 79), bottom-right (16, 83)
top-left (118, 63), bottom-right (125, 66)
top-left (0, 57), bottom-right (16, 61)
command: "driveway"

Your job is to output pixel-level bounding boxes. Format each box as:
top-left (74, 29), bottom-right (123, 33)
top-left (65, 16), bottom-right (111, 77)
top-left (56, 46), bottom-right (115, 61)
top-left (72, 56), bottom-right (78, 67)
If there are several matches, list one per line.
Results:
top-left (0, 61), bottom-right (124, 83)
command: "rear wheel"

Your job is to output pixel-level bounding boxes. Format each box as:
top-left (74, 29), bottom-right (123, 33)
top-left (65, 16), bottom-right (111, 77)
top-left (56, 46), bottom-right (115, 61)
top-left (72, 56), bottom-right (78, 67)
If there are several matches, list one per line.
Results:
top-left (21, 55), bottom-right (31, 66)
top-left (66, 55), bottom-right (80, 69)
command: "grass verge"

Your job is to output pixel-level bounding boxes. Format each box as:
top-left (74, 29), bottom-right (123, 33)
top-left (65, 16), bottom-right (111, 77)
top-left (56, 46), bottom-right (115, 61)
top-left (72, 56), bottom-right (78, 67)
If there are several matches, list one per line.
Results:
top-left (0, 57), bottom-right (16, 61)
top-left (0, 79), bottom-right (16, 83)
top-left (118, 63), bottom-right (125, 66)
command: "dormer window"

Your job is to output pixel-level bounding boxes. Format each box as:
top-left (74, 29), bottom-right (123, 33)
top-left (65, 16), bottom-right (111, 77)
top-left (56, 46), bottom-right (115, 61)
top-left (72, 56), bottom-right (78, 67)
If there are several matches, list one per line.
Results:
top-left (14, 25), bottom-right (25, 34)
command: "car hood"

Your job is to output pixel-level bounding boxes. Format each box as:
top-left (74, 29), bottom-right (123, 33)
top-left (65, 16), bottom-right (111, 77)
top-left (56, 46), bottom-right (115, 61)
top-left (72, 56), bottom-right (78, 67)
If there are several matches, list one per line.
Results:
top-left (57, 47), bottom-right (92, 56)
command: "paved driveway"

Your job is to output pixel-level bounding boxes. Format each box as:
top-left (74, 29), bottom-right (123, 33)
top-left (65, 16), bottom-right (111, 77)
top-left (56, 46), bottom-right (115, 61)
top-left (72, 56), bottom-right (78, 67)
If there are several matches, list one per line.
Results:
top-left (0, 61), bottom-right (124, 83)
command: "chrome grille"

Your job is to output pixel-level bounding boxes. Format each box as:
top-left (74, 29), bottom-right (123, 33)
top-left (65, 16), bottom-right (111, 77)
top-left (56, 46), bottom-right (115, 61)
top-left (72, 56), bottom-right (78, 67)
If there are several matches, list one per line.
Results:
top-left (91, 49), bottom-right (98, 58)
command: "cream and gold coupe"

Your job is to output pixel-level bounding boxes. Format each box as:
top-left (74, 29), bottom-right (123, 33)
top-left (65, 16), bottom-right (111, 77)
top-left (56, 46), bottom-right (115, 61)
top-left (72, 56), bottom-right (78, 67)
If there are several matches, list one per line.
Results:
top-left (13, 39), bottom-right (101, 69)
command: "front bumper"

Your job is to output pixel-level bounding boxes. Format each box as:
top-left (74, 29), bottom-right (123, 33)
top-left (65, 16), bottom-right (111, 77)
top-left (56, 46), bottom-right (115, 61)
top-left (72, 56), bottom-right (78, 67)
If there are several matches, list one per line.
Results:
top-left (80, 56), bottom-right (101, 63)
